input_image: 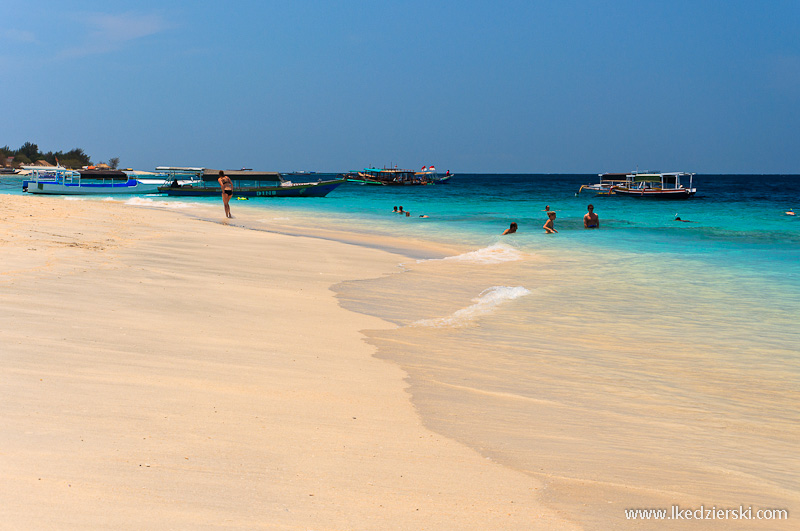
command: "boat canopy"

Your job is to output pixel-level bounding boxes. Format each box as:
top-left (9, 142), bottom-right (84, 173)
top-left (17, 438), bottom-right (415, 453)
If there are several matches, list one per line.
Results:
top-left (633, 174), bottom-right (663, 182)
top-left (202, 169), bottom-right (283, 182)
top-left (78, 169), bottom-right (129, 180)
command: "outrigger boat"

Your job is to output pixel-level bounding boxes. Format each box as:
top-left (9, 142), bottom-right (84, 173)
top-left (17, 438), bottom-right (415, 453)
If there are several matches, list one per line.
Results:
top-left (346, 166), bottom-right (438, 185)
top-left (611, 172), bottom-right (696, 199)
top-left (23, 166), bottom-right (167, 194)
top-left (157, 168), bottom-right (345, 197)
top-left (578, 171), bottom-right (696, 199)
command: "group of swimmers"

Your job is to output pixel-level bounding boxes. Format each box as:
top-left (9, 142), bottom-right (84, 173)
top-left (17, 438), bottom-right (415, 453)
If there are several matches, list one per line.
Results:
top-left (392, 206), bottom-right (428, 218)
top-left (503, 204), bottom-right (599, 235)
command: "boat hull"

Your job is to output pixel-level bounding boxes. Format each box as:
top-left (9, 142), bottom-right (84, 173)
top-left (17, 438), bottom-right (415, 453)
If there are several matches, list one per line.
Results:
top-left (612, 187), bottom-right (696, 199)
top-left (159, 179), bottom-right (345, 197)
top-left (578, 184), bottom-right (617, 195)
top-left (24, 179), bottom-right (163, 195)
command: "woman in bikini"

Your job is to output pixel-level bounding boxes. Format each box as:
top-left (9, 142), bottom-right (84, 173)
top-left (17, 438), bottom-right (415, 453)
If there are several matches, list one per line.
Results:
top-left (218, 170), bottom-right (233, 218)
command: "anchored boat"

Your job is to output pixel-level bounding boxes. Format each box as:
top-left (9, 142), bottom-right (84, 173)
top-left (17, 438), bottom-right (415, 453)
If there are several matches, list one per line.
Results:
top-left (611, 172), bottom-right (697, 199)
top-left (346, 166), bottom-right (438, 185)
top-left (157, 168), bottom-right (345, 197)
top-left (578, 171), bottom-right (696, 199)
top-left (23, 166), bottom-right (167, 194)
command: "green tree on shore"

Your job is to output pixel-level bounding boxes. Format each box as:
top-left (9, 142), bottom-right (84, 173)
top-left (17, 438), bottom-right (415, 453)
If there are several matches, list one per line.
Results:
top-left (1, 142), bottom-right (93, 168)
top-left (18, 141), bottom-right (40, 162)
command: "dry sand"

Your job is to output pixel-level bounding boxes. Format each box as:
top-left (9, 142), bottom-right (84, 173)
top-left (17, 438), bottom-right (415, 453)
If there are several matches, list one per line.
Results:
top-left (0, 195), bottom-right (577, 530)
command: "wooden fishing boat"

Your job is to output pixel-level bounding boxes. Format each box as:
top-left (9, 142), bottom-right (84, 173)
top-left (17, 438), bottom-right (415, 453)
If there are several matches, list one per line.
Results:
top-left (611, 172), bottom-right (696, 199)
top-left (346, 167), bottom-right (435, 185)
top-left (158, 168), bottom-right (345, 197)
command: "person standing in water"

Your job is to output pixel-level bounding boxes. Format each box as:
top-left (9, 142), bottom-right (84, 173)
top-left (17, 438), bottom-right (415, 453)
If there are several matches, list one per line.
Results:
top-left (583, 204), bottom-right (599, 228)
top-left (543, 211), bottom-right (557, 233)
top-left (218, 170), bottom-right (233, 218)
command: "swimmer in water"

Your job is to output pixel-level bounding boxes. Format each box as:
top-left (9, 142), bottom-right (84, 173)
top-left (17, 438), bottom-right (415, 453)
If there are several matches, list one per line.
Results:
top-left (543, 211), bottom-right (557, 233)
top-left (583, 204), bottom-right (599, 228)
top-left (503, 222), bottom-right (518, 235)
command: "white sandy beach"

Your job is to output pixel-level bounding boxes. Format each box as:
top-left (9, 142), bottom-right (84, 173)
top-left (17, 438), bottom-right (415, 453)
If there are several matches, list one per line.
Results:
top-left (0, 195), bottom-right (577, 530)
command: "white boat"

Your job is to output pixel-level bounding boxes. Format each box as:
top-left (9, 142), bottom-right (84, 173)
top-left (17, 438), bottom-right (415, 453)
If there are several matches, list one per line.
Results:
top-left (23, 166), bottom-right (168, 195)
top-left (578, 171), bottom-right (696, 199)
top-left (611, 172), bottom-right (696, 199)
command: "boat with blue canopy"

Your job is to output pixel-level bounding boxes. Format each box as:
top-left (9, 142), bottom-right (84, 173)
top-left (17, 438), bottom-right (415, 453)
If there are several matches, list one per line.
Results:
top-left (23, 166), bottom-right (167, 194)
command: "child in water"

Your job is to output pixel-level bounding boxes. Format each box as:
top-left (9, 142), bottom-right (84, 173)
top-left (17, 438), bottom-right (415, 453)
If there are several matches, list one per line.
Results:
top-left (543, 211), bottom-right (557, 233)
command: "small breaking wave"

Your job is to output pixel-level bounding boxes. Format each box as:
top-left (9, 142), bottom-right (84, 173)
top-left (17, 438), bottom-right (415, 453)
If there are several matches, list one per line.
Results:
top-left (420, 242), bottom-right (526, 265)
top-left (412, 286), bottom-right (531, 328)
top-left (124, 197), bottom-right (193, 209)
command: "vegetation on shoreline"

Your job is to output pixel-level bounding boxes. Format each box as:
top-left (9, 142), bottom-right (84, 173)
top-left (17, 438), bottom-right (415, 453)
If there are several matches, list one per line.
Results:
top-left (1, 141), bottom-right (119, 169)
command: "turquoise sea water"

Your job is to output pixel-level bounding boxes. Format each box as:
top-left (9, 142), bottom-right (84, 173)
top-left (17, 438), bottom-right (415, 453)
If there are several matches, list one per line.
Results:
top-left (7, 172), bottom-right (797, 262)
top-left (5, 174), bottom-right (800, 527)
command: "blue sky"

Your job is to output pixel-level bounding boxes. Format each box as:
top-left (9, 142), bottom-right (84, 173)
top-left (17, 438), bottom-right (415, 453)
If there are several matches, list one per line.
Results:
top-left (2, 1), bottom-right (799, 173)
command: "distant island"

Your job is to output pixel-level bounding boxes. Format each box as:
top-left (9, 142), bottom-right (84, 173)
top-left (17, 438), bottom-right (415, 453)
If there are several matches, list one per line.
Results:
top-left (1, 141), bottom-right (119, 170)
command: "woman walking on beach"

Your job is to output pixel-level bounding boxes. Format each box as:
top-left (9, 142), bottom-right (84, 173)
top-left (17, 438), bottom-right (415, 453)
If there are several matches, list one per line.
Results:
top-left (218, 170), bottom-right (233, 218)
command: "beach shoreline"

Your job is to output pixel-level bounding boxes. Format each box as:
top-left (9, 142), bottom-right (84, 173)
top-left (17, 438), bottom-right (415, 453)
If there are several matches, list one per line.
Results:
top-left (0, 195), bottom-right (576, 530)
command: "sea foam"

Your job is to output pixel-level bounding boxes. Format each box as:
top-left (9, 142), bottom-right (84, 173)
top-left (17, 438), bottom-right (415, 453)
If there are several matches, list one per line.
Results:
top-left (413, 286), bottom-right (531, 328)
top-left (421, 242), bottom-right (526, 265)
top-left (124, 197), bottom-right (193, 209)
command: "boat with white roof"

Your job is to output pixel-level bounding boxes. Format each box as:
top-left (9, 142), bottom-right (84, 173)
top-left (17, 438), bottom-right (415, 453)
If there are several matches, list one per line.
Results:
top-left (22, 166), bottom-right (168, 194)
